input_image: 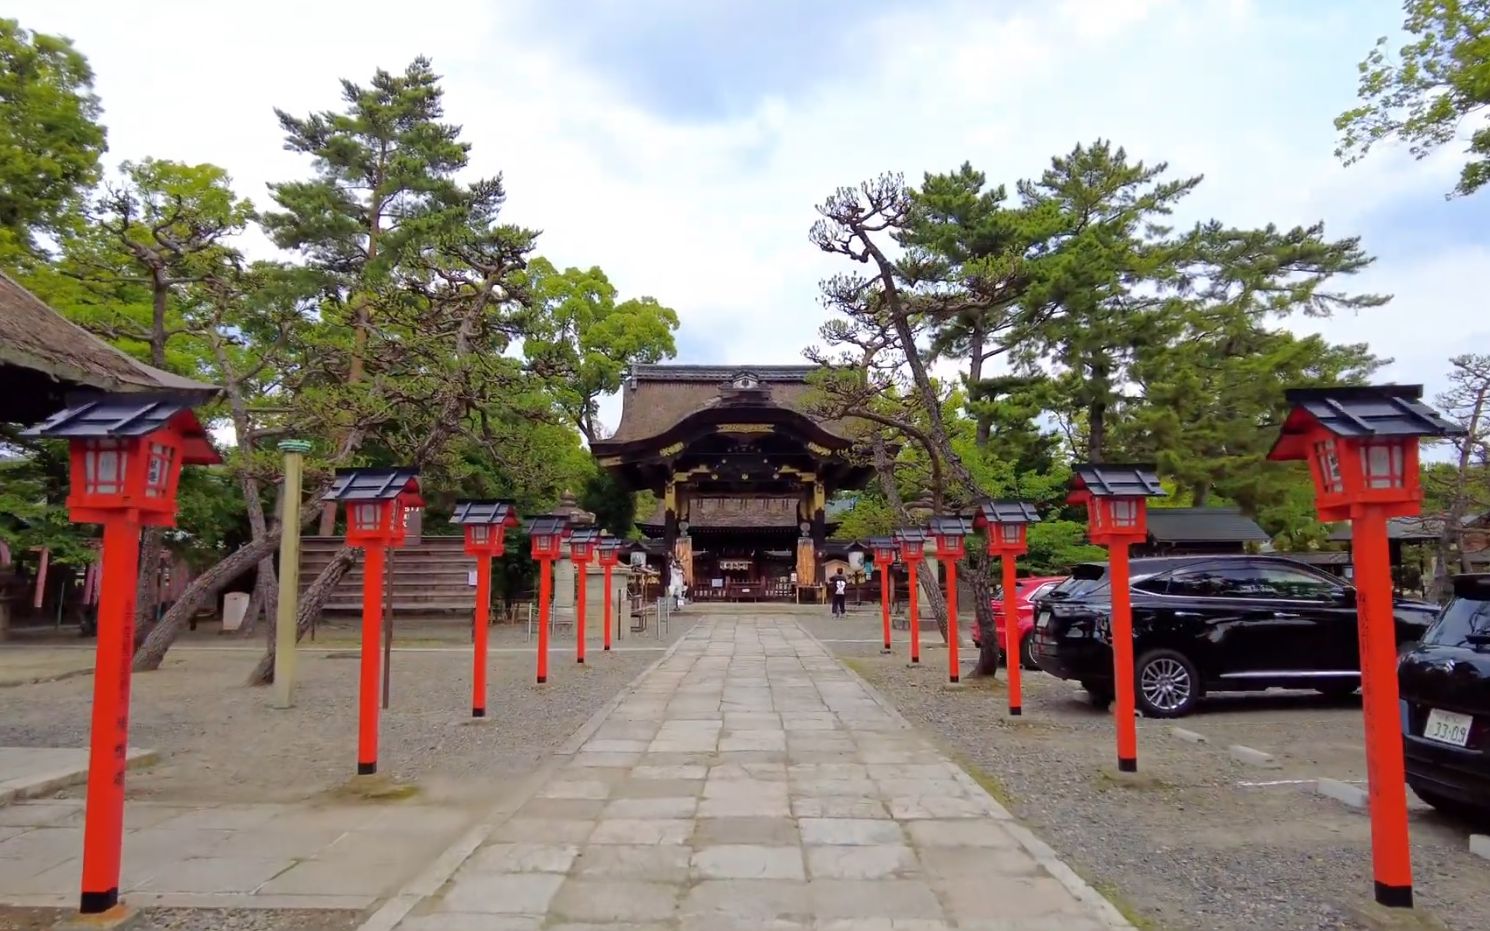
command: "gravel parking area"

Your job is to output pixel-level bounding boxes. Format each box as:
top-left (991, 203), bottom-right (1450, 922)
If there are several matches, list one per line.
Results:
top-left (804, 610), bottom-right (1489, 931)
top-left (0, 616), bottom-right (693, 804)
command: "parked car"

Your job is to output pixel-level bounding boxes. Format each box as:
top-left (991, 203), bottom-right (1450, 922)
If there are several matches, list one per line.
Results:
top-left (1030, 555), bottom-right (1438, 718)
top-left (1399, 574), bottom-right (1490, 823)
top-left (976, 575), bottom-right (1065, 669)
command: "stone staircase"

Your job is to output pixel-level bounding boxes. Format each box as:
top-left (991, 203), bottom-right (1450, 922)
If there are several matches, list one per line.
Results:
top-left (297, 535), bottom-right (476, 621)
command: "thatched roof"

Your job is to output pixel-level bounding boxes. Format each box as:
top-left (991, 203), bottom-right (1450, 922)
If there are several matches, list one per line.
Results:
top-left (608, 364), bottom-right (854, 444)
top-left (0, 271), bottom-right (217, 424)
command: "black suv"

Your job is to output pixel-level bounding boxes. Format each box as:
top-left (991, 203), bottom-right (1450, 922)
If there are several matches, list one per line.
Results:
top-left (1399, 574), bottom-right (1490, 822)
top-left (1030, 555), bottom-right (1438, 717)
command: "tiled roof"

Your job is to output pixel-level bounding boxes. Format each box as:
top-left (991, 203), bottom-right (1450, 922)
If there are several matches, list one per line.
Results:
top-left (1280, 385), bottom-right (1460, 440)
top-left (973, 501), bottom-right (1042, 526)
top-left (1327, 515), bottom-right (1445, 542)
top-left (449, 499), bottom-right (519, 526)
top-left (607, 364), bottom-right (856, 444)
top-left (21, 392), bottom-right (220, 464)
top-left (324, 468), bottom-right (420, 502)
top-left (1070, 463), bottom-right (1165, 498)
top-left (1144, 507), bottom-right (1270, 544)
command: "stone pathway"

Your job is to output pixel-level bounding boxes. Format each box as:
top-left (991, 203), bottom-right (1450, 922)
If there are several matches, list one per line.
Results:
top-left (389, 614), bottom-right (1129, 930)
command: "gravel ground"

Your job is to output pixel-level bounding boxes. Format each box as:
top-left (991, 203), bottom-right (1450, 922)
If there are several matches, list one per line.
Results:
top-left (0, 617), bottom-right (693, 804)
top-left (0, 906), bottom-right (361, 931)
top-left (803, 610), bottom-right (1489, 931)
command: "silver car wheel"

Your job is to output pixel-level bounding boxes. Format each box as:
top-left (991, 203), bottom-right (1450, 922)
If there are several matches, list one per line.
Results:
top-left (1139, 657), bottom-right (1192, 713)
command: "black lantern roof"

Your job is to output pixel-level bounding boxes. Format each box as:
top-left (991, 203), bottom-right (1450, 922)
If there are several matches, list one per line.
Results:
top-left (928, 514), bottom-right (974, 538)
top-left (323, 467), bottom-right (420, 502)
top-left (567, 526), bottom-right (603, 545)
top-left (973, 501), bottom-right (1042, 527)
top-left (449, 499), bottom-right (519, 527)
top-left (1269, 384), bottom-right (1462, 461)
top-left (597, 532), bottom-right (621, 553)
top-left (867, 535), bottom-right (898, 551)
top-left (1070, 463), bottom-right (1165, 498)
top-left (894, 527), bottom-right (930, 543)
top-left (22, 391), bottom-right (221, 465)
top-left (523, 515), bottom-right (570, 537)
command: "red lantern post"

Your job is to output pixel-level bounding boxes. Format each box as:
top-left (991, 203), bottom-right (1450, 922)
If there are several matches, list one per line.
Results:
top-left (974, 502), bottom-right (1041, 716)
top-left (597, 536), bottom-right (620, 652)
top-left (451, 500), bottom-right (519, 718)
top-left (895, 529), bottom-right (930, 665)
top-left (568, 527), bottom-right (600, 664)
top-left (1068, 464), bottom-right (1164, 773)
top-left (23, 393), bottom-right (221, 917)
top-left (1269, 384), bottom-right (1460, 909)
top-left (869, 536), bottom-right (898, 654)
top-left (525, 516), bottom-right (569, 684)
top-left (324, 468), bottom-right (423, 775)
top-left (929, 515), bottom-right (972, 684)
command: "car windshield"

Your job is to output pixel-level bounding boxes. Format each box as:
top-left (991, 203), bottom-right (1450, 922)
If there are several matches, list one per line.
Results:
top-left (1045, 566), bottom-right (1109, 599)
top-left (1422, 595), bottom-right (1490, 648)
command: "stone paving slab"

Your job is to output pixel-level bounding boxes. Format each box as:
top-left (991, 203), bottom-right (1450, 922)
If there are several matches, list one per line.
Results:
top-left (0, 797), bottom-right (474, 910)
top-left (383, 614), bottom-right (1132, 929)
top-left (0, 746), bottom-right (157, 805)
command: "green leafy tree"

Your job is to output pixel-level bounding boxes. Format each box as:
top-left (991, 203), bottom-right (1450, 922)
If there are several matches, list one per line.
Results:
top-left (0, 18), bottom-right (106, 265)
top-left (1336, 0), bottom-right (1490, 197)
top-left (521, 257), bottom-right (679, 443)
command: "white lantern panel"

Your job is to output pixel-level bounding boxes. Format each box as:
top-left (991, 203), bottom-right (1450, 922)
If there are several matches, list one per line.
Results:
top-left (85, 440), bottom-right (128, 495)
top-left (1315, 440), bottom-right (1344, 493)
top-left (1361, 441), bottom-right (1404, 490)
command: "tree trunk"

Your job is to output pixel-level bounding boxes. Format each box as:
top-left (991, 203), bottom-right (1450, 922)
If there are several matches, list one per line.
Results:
top-left (132, 528), bottom-right (165, 647)
top-left (1439, 379), bottom-right (1489, 598)
top-left (870, 436), bottom-right (951, 639)
top-left (965, 547), bottom-right (1001, 676)
top-left (134, 530), bottom-right (283, 670)
top-left (246, 546), bottom-right (359, 686)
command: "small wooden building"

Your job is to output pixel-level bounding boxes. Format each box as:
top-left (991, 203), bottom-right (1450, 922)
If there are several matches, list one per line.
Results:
top-left (1132, 507), bottom-right (1271, 557)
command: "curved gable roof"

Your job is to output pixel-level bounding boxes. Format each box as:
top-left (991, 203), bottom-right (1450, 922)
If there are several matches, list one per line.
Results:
top-left (0, 271), bottom-right (217, 423)
top-left (605, 364), bottom-right (855, 445)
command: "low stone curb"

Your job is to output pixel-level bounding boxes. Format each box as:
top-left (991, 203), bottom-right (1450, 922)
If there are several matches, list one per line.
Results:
top-left (1228, 744), bottom-right (1280, 768)
top-left (1169, 726), bottom-right (1208, 744)
top-left (809, 625), bottom-right (1136, 931)
top-left (1316, 777), bottom-right (1369, 809)
top-left (353, 624), bottom-right (701, 931)
top-left (1469, 834), bottom-right (1489, 861)
top-left (0, 747), bottom-right (157, 807)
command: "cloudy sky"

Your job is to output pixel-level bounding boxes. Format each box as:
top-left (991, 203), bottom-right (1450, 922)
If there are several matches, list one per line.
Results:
top-left (13, 0), bottom-right (1488, 434)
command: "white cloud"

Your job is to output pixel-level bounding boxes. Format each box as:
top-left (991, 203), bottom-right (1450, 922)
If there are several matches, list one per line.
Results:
top-left (10, 0), bottom-right (1483, 439)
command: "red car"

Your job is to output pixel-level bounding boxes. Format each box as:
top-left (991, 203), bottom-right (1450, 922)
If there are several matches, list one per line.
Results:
top-left (976, 575), bottom-right (1066, 669)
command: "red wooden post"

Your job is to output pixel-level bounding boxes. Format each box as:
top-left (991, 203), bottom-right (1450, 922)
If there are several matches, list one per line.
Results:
top-left (79, 518), bottom-right (139, 913)
top-left (452, 499), bottom-right (519, 718)
top-left (324, 468), bottom-right (422, 774)
top-left (537, 556), bottom-right (552, 684)
top-left (870, 538), bottom-right (896, 654)
top-left (357, 543), bottom-right (385, 773)
top-left (598, 537), bottom-right (619, 652)
top-left (944, 559), bottom-right (960, 683)
top-left (574, 558), bottom-right (588, 664)
top-left (472, 555), bottom-right (490, 717)
top-left (1002, 551), bottom-right (1022, 715)
top-left (23, 392), bottom-right (220, 916)
top-left (1108, 539), bottom-right (1137, 770)
top-left (1069, 465), bottom-right (1163, 773)
top-left (929, 517), bottom-right (971, 685)
top-left (1352, 507), bottom-right (1415, 904)
top-left (1268, 384), bottom-right (1461, 909)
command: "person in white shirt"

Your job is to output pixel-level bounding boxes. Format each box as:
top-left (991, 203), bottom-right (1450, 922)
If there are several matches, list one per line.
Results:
top-left (830, 569), bottom-right (848, 616)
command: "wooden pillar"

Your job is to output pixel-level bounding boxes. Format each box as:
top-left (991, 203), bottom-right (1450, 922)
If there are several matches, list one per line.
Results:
top-left (675, 535), bottom-right (693, 587)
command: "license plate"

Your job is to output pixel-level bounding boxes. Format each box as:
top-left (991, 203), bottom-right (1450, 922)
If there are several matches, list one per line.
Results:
top-left (1423, 708), bottom-right (1473, 747)
top-left (1036, 611), bottom-right (1052, 629)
